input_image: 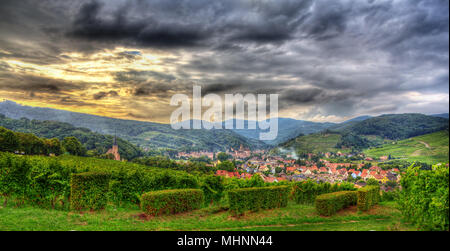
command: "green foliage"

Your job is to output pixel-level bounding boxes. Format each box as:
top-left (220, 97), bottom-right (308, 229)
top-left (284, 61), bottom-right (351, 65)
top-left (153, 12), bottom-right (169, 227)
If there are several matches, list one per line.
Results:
top-left (398, 164), bottom-right (449, 231)
top-left (366, 178), bottom-right (379, 186)
top-left (0, 152), bottom-right (74, 208)
top-left (132, 156), bottom-right (217, 174)
top-left (380, 190), bottom-right (399, 202)
top-left (281, 132), bottom-right (346, 154)
top-left (357, 185), bottom-right (380, 212)
top-left (0, 102), bottom-right (266, 151)
top-left (0, 116), bottom-right (142, 160)
top-left (141, 189), bottom-right (204, 216)
top-left (216, 152), bottom-right (231, 161)
top-left (62, 137), bottom-right (86, 156)
top-left (0, 126), bottom-right (64, 156)
top-left (216, 160), bottom-right (235, 172)
top-left (0, 126), bottom-right (19, 152)
top-left (291, 180), bottom-right (356, 204)
top-left (336, 132), bottom-right (372, 150)
top-left (0, 153), bottom-right (31, 204)
top-left (70, 172), bottom-right (110, 211)
top-left (338, 114), bottom-right (449, 140)
top-left (227, 186), bottom-right (290, 215)
top-left (200, 175), bottom-right (225, 205)
top-left (222, 173), bottom-right (273, 191)
top-left (0, 153), bottom-right (200, 208)
top-left (315, 191), bottom-right (357, 216)
top-left (364, 130), bottom-right (449, 164)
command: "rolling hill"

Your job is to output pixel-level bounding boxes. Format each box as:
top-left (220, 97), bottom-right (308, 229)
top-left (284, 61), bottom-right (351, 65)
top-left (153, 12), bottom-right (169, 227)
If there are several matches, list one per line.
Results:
top-left (364, 130), bottom-right (449, 164)
top-left (278, 113), bottom-right (449, 156)
top-left (225, 118), bottom-right (336, 145)
top-left (0, 100), bottom-right (266, 151)
top-left (0, 114), bottom-right (142, 160)
top-left (279, 132), bottom-right (348, 154)
top-left (334, 113), bottom-right (449, 140)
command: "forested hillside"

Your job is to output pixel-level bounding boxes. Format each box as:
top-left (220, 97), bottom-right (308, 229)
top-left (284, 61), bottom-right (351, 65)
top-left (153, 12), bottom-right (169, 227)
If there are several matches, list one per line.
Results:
top-left (279, 114), bottom-right (449, 153)
top-left (335, 113), bottom-right (448, 140)
top-left (0, 101), bottom-right (266, 151)
top-left (0, 114), bottom-right (142, 160)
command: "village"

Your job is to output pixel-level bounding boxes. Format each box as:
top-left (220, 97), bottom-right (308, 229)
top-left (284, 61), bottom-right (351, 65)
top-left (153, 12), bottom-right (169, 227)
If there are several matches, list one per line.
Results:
top-left (175, 145), bottom-right (401, 189)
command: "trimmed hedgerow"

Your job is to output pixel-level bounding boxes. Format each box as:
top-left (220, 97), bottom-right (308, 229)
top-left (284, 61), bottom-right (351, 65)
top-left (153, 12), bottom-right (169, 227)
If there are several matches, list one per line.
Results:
top-left (357, 185), bottom-right (380, 212)
top-left (315, 191), bottom-right (357, 216)
top-left (227, 186), bottom-right (290, 215)
top-left (70, 172), bottom-right (110, 211)
top-left (141, 189), bottom-right (204, 216)
top-left (291, 180), bottom-right (356, 204)
top-left (0, 153), bottom-right (200, 207)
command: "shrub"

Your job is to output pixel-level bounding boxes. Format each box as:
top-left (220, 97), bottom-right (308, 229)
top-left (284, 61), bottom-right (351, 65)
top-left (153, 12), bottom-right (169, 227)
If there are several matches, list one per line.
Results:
top-left (70, 172), bottom-right (110, 211)
top-left (357, 185), bottom-right (380, 212)
top-left (0, 153), bottom-right (31, 205)
top-left (200, 175), bottom-right (225, 205)
top-left (398, 164), bottom-right (449, 231)
top-left (366, 178), bottom-right (379, 186)
top-left (380, 189), bottom-right (399, 202)
top-left (141, 189), bottom-right (204, 216)
top-left (315, 191), bottom-right (357, 216)
top-left (0, 153), bottom-right (200, 207)
top-left (291, 180), bottom-right (356, 204)
top-left (227, 186), bottom-right (290, 215)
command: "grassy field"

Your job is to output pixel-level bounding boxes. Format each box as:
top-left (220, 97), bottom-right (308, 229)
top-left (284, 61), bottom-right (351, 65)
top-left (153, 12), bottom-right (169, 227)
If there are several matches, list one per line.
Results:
top-left (0, 199), bottom-right (417, 231)
top-left (364, 130), bottom-right (449, 164)
top-left (283, 133), bottom-right (351, 154)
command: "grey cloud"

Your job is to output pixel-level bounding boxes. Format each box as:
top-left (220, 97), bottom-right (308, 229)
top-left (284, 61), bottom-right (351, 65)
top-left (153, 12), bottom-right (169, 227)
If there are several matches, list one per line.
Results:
top-left (0, 0), bottom-right (448, 121)
top-left (93, 90), bottom-right (119, 100)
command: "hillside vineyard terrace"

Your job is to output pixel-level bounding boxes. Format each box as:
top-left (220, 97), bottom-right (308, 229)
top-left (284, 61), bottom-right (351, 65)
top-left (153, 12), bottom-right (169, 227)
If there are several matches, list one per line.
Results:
top-left (170, 86), bottom-right (279, 141)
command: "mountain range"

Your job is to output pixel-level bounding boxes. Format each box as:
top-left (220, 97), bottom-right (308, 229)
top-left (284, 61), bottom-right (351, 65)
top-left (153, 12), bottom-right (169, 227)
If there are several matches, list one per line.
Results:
top-left (0, 100), bottom-right (267, 151)
top-left (1, 100), bottom-right (448, 153)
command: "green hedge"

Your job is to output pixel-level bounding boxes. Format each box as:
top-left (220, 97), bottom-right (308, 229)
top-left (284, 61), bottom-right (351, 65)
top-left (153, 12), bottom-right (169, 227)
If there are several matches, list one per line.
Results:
top-left (315, 191), bottom-right (357, 216)
top-left (70, 172), bottom-right (110, 211)
top-left (291, 180), bottom-right (356, 204)
top-left (227, 186), bottom-right (290, 215)
top-left (398, 164), bottom-right (449, 231)
top-left (141, 189), bottom-right (204, 216)
top-left (0, 153), bottom-right (200, 207)
top-left (357, 185), bottom-right (380, 212)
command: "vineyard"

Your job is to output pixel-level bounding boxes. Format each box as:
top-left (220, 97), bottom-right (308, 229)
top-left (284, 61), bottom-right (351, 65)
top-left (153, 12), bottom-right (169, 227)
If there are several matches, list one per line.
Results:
top-left (0, 152), bottom-right (448, 231)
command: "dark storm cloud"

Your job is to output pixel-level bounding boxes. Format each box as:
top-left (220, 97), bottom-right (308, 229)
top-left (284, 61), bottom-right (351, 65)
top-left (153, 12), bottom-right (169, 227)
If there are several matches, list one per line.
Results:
top-left (65, 0), bottom-right (320, 48)
top-left (93, 90), bottom-right (119, 100)
top-left (115, 70), bottom-right (176, 83)
top-left (0, 75), bottom-right (84, 94)
top-left (281, 88), bottom-right (324, 104)
top-left (67, 1), bottom-right (210, 48)
top-left (132, 81), bottom-right (193, 98)
top-left (0, 0), bottom-right (448, 121)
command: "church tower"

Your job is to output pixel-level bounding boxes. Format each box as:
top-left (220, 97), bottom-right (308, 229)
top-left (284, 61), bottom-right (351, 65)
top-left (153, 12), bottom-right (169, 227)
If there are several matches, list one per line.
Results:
top-left (106, 132), bottom-right (121, 161)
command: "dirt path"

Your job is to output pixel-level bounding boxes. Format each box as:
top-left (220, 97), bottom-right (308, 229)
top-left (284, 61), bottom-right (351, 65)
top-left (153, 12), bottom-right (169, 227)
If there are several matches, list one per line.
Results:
top-left (418, 141), bottom-right (430, 149)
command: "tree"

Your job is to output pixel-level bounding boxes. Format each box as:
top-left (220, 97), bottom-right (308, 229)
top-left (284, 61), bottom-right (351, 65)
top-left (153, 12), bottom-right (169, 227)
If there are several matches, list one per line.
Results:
top-left (216, 160), bottom-right (235, 172)
top-left (62, 137), bottom-right (86, 156)
top-left (201, 175), bottom-right (225, 205)
top-left (0, 127), bottom-right (19, 152)
top-left (248, 173), bottom-right (265, 187)
top-left (217, 152), bottom-right (231, 162)
top-left (275, 166), bottom-right (283, 174)
top-left (45, 138), bottom-right (63, 156)
top-left (366, 178), bottom-right (379, 186)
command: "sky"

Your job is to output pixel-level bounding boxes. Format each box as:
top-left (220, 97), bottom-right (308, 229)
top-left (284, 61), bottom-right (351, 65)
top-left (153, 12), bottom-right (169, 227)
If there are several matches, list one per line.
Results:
top-left (0, 0), bottom-right (448, 123)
